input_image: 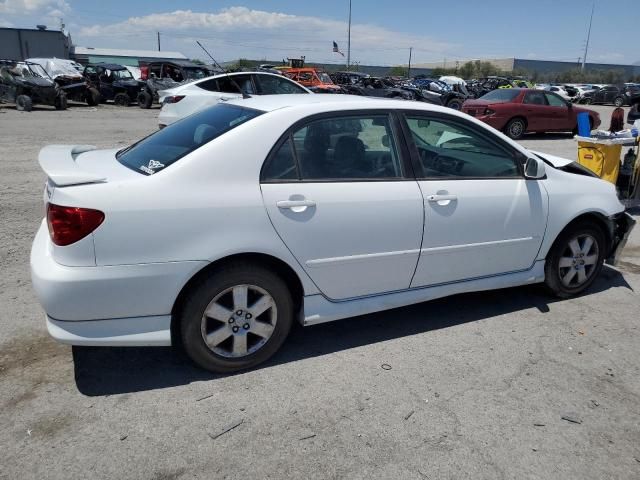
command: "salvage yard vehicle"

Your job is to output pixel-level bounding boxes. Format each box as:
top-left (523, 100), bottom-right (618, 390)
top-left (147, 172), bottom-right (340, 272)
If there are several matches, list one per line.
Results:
top-left (282, 68), bottom-right (342, 93)
top-left (27, 58), bottom-right (100, 106)
top-left (462, 88), bottom-right (601, 140)
top-left (31, 95), bottom-right (635, 373)
top-left (138, 60), bottom-right (212, 108)
top-left (83, 63), bottom-right (144, 107)
top-left (407, 77), bottom-right (468, 109)
top-left (579, 85), bottom-right (640, 107)
top-left (0, 60), bottom-right (67, 111)
top-left (157, 71), bottom-right (310, 128)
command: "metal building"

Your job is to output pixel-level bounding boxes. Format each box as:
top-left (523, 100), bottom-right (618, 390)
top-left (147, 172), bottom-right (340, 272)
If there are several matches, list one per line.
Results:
top-left (0, 27), bottom-right (71, 61)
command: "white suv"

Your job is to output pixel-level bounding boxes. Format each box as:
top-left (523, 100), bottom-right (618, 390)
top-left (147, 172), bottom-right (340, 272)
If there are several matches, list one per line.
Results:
top-left (157, 71), bottom-right (311, 128)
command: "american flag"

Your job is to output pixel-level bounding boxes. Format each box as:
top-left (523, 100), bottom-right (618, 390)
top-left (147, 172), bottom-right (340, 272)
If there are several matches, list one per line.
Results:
top-left (333, 41), bottom-right (345, 57)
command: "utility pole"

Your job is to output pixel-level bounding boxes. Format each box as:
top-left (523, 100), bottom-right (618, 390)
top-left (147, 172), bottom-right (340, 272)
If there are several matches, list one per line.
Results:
top-left (157, 31), bottom-right (161, 51)
top-left (407, 47), bottom-right (412, 78)
top-left (346, 0), bottom-right (352, 70)
top-left (582, 2), bottom-right (594, 71)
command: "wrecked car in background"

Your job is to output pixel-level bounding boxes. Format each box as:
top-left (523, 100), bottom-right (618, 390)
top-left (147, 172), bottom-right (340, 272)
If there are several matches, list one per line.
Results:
top-left (138, 60), bottom-right (212, 108)
top-left (282, 68), bottom-right (342, 93)
top-left (83, 63), bottom-right (145, 107)
top-left (337, 76), bottom-right (441, 105)
top-left (578, 85), bottom-right (640, 107)
top-left (27, 58), bottom-right (100, 106)
top-left (0, 60), bottom-right (67, 111)
top-left (407, 77), bottom-right (468, 109)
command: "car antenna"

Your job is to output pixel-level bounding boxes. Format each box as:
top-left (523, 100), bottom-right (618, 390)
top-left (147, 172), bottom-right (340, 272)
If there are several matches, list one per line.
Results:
top-left (196, 40), bottom-right (251, 99)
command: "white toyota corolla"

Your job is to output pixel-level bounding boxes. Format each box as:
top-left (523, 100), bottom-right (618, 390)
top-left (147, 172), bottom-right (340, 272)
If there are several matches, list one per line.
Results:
top-left (31, 94), bottom-right (635, 373)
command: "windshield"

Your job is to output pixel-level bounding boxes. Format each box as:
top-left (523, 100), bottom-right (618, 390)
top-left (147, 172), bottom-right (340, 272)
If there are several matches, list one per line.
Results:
top-left (112, 69), bottom-right (133, 80)
top-left (183, 67), bottom-right (209, 80)
top-left (20, 63), bottom-right (49, 78)
top-left (117, 104), bottom-right (264, 175)
top-left (318, 72), bottom-right (333, 84)
top-left (480, 89), bottom-right (520, 102)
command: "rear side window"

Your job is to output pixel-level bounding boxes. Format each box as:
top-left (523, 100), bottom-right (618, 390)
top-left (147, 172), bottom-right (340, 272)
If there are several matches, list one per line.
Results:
top-left (117, 104), bottom-right (263, 175)
top-left (255, 75), bottom-right (307, 94)
top-left (479, 89), bottom-right (519, 102)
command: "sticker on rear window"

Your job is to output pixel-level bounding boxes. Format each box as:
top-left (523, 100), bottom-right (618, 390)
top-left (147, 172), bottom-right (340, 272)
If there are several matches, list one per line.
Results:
top-left (139, 159), bottom-right (165, 175)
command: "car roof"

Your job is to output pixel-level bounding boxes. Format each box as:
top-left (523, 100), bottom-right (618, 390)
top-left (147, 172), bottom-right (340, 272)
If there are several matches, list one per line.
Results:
top-left (225, 93), bottom-right (453, 115)
top-left (90, 63), bottom-right (128, 70)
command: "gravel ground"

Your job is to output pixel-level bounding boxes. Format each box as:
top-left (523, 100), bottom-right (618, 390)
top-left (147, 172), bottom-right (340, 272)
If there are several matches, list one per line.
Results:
top-left (1, 102), bottom-right (639, 480)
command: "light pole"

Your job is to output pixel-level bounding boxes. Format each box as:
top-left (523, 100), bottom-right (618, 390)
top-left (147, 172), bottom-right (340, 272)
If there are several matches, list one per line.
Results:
top-left (582, 2), bottom-right (594, 71)
top-left (347, 0), bottom-right (352, 70)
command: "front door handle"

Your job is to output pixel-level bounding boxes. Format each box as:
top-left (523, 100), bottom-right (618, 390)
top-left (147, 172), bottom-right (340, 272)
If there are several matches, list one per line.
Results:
top-left (277, 199), bottom-right (316, 212)
top-left (427, 194), bottom-right (457, 202)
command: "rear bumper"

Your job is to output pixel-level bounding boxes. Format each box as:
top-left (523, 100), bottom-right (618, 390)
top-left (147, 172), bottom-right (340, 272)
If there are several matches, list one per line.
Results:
top-left (31, 221), bottom-right (207, 324)
top-left (46, 314), bottom-right (171, 346)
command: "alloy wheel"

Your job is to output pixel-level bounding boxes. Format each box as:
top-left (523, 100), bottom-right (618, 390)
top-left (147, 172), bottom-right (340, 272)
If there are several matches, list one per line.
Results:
top-left (558, 234), bottom-right (599, 288)
top-left (200, 284), bottom-right (277, 358)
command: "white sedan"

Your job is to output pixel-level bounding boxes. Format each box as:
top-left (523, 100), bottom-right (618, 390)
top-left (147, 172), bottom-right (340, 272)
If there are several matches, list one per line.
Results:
top-left (157, 71), bottom-right (311, 128)
top-left (31, 95), bottom-right (635, 373)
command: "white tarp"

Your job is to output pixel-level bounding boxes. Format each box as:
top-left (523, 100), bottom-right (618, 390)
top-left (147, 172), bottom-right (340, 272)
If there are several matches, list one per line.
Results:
top-left (439, 75), bottom-right (467, 86)
top-left (26, 58), bottom-right (84, 79)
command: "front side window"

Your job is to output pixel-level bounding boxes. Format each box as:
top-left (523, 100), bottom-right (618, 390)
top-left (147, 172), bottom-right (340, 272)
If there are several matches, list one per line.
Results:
top-left (405, 116), bottom-right (520, 178)
top-left (545, 93), bottom-right (566, 107)
top-left (118, 104), bottom-right (263, 175)
top-left (217, 74), bottom-right (254, 94)
top-left (523, 91), bottom-right (548, 105)
top-left (255, 75), bottom-right (307, 94)
top-left (262, 114), bottom-right (404, 182)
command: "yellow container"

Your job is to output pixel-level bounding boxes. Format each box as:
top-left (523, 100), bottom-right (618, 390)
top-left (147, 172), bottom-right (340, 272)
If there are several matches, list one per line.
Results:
top-left (577, 141), bottom-right (622, 184)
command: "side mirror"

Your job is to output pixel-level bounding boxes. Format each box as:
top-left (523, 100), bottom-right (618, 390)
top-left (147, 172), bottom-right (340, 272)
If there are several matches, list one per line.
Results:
top-left (524, 157), bottom-right (546, 179)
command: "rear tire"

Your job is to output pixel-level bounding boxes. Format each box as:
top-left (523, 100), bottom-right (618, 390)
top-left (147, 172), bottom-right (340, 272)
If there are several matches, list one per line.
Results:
top-left (54, 93), bottom-right (67, 110)
top-left (544, 222), bottom-right (606, 298)
top-left (113, 93), bottom-right (130, 107)
top-left (16, 94), bottom-right (33, 112)
top-left (582, 97), bottom-right (593, 105)
top-left (505, 117), bottom-right (526, 139)
top-left (179, 263), bottom-right (294, 373)
top-left (137, 90), bottom-right (153, 109)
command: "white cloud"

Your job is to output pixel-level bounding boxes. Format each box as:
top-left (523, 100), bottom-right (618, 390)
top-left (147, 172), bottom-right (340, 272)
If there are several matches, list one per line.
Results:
top-left (77, 6), bottom-right (457, 65)
top-left (0, 0), bottom-right (69, 15)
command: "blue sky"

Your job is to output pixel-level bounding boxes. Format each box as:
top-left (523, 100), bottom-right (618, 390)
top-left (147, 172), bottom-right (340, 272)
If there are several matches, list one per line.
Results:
top-left (1, 0), bottom-right (637, 66)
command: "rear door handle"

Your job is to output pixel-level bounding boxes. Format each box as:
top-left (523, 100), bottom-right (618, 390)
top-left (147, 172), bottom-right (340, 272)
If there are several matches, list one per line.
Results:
top-left (427, 194), bottom-right (457, 202)
top-left (276, 199), bottom-right (316, 212)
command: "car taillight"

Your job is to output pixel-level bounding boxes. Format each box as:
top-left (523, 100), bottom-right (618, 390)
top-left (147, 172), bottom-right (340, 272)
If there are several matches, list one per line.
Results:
top-left (46, 203), bottom-right (105, 246)
top-left (163, 95), bottom-right (185, 104)
top-left (484, 108), bottom-right (496, 115)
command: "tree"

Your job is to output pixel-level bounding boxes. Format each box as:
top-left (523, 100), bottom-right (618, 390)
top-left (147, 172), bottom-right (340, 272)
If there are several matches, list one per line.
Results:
top-left (388, 65), bottom-right (408, 77)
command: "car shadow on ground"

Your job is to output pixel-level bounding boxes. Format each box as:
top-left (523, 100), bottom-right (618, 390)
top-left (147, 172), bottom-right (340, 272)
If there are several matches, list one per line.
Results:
top-left (72, 266), bottom-right (631, 396)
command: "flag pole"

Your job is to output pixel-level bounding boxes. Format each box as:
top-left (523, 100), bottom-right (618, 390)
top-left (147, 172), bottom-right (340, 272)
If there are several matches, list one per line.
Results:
top-left (347, 0), bottom-right (352, 70)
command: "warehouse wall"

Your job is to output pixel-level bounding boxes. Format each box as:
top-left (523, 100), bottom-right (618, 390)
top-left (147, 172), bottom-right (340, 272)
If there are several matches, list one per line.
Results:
top-left (0, 28), bottom-right (70, 61)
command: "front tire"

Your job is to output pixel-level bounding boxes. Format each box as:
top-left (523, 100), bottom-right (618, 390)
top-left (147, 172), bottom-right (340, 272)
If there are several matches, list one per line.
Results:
top-left (180, 263), bottom-right (294, 373)
top-left (113, 93), bottom-right (130, 107)
top-left (446, 98), bottom-right (464, 110)
top-left (613, 96), bottom-right (625, 108)
top-left (137, 90), bottom-right (153, 109)
top-left (16, 94), bottom-right (33, 112)
top-left (505, 117), bottom-right (526, 139)
top-left (544, 222), bottom-right (606, 298)
top-left (54, 93), bottom-right (67, 110)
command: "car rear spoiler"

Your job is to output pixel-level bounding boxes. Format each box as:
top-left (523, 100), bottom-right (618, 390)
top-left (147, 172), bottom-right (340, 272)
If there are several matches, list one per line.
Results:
top-left (39, 145), bottom-right (106, 186)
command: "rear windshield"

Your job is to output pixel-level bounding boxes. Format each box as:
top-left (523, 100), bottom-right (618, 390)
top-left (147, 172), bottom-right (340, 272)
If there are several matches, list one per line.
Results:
top-left (117, 104), bottom-right (263, 175)
top-left (479, 89), bottom-right (520, 102)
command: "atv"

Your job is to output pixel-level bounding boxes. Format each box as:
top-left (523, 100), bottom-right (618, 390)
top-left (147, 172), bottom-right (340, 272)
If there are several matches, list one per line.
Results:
top-left (83, 63), bottom-right (145, 107)
top-left (27, 58), bottom-right (100, 106)
top-left (137, 60), bottom-right (211, 108)
top-left (0, 60), bottom-right (67, 111)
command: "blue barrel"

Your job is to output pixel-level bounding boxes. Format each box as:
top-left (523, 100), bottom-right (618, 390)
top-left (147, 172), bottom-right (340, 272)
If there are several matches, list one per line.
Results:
top-left (577, 112), bottom-right (591, 137)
